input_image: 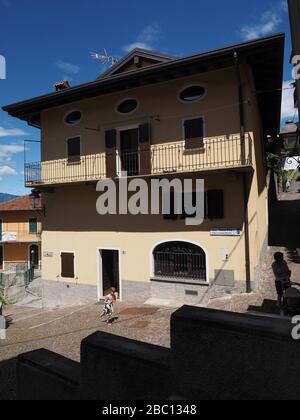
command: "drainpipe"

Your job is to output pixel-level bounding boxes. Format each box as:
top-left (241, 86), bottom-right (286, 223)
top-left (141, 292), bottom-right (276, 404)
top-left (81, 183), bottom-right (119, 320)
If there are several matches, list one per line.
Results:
top-left (234, 52), bottom-right (252, 293)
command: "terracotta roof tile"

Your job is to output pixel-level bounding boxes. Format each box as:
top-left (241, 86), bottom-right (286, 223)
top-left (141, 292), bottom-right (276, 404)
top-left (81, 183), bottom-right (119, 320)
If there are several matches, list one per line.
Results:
top-left (0, 195), bottom-right (40, 211)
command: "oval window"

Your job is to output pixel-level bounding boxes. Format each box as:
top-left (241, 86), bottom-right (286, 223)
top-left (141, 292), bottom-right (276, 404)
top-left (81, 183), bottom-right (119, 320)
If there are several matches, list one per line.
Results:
top-left (117, 99), bottom-right (138, 114)
top-left (179, 86), bottom-right (206, 102)
top-left (65, 111), bottom-right (82, 125)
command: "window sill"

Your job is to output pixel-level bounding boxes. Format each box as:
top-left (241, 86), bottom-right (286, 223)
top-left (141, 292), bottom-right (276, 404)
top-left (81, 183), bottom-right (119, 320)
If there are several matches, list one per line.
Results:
top-left (151, 277), bottom-right (209, 287)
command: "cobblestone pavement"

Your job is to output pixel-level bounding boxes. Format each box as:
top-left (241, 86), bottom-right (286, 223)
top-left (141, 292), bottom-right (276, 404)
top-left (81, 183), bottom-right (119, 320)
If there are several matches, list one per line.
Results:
top-left (1, 179), bottom-right (299, 400)
top-left (0, 301), bottom-right (173, 400)
top-left (209, 176), bottom-right (300, 313)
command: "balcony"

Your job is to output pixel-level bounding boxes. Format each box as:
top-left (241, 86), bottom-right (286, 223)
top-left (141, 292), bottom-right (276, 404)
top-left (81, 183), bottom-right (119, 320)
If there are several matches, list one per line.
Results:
top-left (0, 228), bottom-right (41, 243)
top-left (25, 134), bottom-right (253, 187)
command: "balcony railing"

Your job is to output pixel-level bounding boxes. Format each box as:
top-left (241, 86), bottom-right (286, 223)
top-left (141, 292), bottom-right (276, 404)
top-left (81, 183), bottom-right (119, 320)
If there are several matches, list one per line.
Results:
top-left (25, 134), bottom-right (253, 187)
top-left (0, 229), bottom-right (41, 243)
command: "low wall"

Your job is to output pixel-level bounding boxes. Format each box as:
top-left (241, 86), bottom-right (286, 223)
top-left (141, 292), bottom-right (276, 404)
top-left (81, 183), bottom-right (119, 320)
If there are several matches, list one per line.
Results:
top-left (16, 306), bottom-right (300, 400)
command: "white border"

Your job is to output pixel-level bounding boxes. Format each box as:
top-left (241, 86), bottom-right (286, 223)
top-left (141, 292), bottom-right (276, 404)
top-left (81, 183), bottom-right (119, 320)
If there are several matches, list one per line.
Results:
top-left (115, 97), bottom-right (139, 116)
top-left (178, 83), bottom-right (207, 104)
top-left (149, 239), bottom-right (209, 284)
top-left (64, 110), bottom-right (83, 126)
top-left (60, 250), bottom-right (77, 279)
top-left (96, 247), bottom-right (122, 301)
top-left (116, 125), bottom-right (140, 177)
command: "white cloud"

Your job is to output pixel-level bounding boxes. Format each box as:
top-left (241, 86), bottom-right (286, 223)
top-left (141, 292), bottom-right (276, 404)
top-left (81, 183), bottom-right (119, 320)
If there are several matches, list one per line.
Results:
top-left (123, 24), bottom-right (162, 53)
top-left (0, 126), bottom-right (27, 138)
top-left (281, 80), bottom-right (298, 120)
top-left (240, 11), bottom-right (281, 40)
top-left (56, 60), bottom-right (80, 79)
top-left (0, 166), bottom-right (17, 176)
top-left (240, 2), bottom-right (287, 41)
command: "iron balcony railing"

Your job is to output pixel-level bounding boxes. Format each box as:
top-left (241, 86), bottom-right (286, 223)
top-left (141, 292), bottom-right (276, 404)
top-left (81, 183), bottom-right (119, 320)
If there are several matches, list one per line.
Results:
top-left (25, 135), bottom-right (253, 187)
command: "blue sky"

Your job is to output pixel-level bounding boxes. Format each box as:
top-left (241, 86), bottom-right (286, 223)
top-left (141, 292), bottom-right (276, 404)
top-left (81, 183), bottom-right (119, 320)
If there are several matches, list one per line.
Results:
top-left (0, 0), bottom-right (297, 195)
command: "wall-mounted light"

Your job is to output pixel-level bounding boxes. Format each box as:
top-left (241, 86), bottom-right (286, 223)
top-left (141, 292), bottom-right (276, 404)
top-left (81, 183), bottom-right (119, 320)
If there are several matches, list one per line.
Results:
top-left (29, 189), bottom-right (46, 217)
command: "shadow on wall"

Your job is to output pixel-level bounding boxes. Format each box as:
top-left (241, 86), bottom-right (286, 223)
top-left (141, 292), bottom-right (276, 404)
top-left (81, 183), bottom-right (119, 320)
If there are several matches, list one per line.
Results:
top-left (43, 173), bottom-right (252, 233)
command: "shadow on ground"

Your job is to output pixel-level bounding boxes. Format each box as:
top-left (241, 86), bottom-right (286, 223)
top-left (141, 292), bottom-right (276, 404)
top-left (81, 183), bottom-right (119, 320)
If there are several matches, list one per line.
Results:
top-left (0, 358), bottom-right (17, 400)
top-left (247, 299), bottom-right (280, 316)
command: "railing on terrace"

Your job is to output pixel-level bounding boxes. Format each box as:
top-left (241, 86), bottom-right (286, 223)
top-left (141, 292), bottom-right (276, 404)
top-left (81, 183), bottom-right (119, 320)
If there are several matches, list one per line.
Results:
top-left (25, 134), bottom-right (253, 186)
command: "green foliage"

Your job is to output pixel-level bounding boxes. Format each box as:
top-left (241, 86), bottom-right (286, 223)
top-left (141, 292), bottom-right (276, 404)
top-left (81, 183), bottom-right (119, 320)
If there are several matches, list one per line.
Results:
top-left (267, 153), bottom-right (282, 173)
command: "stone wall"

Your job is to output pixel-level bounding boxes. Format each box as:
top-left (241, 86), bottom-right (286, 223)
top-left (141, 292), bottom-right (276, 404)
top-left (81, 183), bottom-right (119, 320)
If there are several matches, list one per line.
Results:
top-left (16, 306), bottom-right (300, 400)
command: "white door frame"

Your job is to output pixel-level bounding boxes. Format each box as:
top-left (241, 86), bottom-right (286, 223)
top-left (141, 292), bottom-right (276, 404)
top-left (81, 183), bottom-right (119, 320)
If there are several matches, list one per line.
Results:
top-left (116, 125), bottom-right (140, 177)
top-left (96, 247), bottom-right (122, 301)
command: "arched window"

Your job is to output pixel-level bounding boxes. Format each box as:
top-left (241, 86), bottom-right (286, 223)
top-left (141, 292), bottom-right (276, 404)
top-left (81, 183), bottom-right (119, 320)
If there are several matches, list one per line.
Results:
top-left (153, 241), bottom-right (207, 282)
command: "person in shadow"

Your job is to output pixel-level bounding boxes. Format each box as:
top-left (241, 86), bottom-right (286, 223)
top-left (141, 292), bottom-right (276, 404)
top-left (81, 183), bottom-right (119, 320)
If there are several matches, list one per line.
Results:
top-left (272, 252), bottom-right (292, 308)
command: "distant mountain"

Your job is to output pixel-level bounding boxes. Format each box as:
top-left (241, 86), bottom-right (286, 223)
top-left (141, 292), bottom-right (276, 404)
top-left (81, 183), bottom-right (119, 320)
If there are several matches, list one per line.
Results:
top-left (0, 193), bottom-right (19, 204)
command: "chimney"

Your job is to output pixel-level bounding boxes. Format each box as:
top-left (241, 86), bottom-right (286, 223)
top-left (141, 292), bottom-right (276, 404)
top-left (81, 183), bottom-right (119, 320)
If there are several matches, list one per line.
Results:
top-left (54, 80), bottom-right (71, 92)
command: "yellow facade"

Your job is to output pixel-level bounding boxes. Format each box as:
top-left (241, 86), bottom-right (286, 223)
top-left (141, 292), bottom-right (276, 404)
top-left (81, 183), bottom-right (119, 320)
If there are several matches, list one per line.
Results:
top-left (32, 63), bottom-right (270, 306)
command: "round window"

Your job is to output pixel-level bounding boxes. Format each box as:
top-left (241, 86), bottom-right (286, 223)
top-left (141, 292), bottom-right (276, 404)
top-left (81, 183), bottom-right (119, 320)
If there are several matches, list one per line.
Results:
top-left (65, 111), bottom-right (82, 125)
top-left (117, 99), bottom-right (138, 114)
top-left (179, 85), bottom-right (206, 102)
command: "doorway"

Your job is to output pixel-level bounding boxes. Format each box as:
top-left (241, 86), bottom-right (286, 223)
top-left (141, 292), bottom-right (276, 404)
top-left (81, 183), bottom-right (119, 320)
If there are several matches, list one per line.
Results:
top-left (29, 244), bottom-right (39, 269)
top-left (0, 246), bottom-right (3, 270)
top-left (100, 250), bottom-right (120, 297)
top-left (119, 128), bottom-right (140, 176)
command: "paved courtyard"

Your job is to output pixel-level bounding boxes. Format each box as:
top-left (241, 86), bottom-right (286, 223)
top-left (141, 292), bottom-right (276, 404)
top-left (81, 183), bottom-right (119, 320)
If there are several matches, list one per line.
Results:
top-left (0, 301), bottom-right (173, 400)
top-left (1, 177), bottom-right (299, 400)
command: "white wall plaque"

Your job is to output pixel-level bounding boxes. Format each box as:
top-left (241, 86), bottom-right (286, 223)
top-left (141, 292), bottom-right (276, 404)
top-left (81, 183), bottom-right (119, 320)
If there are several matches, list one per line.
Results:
top-left (210, 228), bottom-right (241, 237)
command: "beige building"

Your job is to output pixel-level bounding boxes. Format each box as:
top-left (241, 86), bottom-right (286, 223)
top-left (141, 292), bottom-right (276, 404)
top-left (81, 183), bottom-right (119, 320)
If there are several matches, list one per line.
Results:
top-left (0, 196), bottom-right (42, 271)
top-left (3, 34), bottom-right (284, 307)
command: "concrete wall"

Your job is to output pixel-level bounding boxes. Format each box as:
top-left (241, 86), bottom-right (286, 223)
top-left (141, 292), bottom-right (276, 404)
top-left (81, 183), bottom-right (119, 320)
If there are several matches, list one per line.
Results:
top-left (16, 306), bottom-right (300, 400)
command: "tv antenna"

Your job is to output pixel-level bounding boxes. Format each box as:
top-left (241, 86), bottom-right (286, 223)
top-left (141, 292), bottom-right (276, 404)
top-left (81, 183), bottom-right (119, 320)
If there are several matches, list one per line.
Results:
top-left (90, 49), bottom-right (118, 67)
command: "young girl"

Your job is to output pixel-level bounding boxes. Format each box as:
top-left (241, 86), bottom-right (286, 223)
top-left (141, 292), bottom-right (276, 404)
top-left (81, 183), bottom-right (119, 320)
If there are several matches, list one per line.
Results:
top-left (100, 287), bottom-right (118, 324)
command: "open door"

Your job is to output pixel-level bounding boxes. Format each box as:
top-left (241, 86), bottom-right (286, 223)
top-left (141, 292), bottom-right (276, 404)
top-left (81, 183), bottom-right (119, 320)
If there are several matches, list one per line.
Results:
top-left (101, 250), bottom-right (120, 297)
top-left (29, 244), bottom-right (39, 269)
top-left (119, 128), bottom-right (140, 176)
top-left (0, 246), bottom-right (3, 270)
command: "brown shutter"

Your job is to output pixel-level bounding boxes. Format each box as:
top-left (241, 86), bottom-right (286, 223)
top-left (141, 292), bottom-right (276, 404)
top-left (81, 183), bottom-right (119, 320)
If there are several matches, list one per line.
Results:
top-left (67, 137), bottom-right (81, 164)
top-left (105, 129), bottom-right (117, 178)
top-left (207, 190), bottom-right (224, 219)
top-left (61, 252), bottom-right (75, 278)
top-left (139, 123), bottom-right (151, 175)
top-left (184, 118), bottom-right (204, 150)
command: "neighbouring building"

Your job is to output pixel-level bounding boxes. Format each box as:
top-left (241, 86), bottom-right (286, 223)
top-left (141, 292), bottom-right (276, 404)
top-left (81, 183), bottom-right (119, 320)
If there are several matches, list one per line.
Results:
top-left (3, 34), bottom-right (284, 307)
top-left (0, 195), bottom-right (42, 271)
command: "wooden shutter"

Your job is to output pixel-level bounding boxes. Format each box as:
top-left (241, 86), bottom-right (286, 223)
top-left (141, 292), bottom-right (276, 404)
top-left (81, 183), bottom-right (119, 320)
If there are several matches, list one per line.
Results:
top-left (67, 137), bottom-right (81, 163)
top-left (0, 219), bottom-right (2, 241)
top-left (61, 252), bottom-right (75, 278)
top-left (139, 123), bottom-right (151, 175)
top-left (207, 190), bottom-right (224, 220)
top-left (105, 129), bottom-right (117, 178)
top-left (184, 118), bottom-right (204, 150)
